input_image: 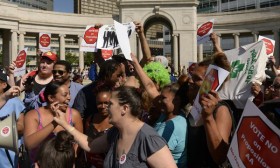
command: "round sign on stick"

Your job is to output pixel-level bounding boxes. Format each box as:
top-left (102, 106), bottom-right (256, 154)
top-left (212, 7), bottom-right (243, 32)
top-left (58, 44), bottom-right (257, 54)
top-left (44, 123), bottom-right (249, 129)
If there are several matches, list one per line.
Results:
top-left (197, 22), bottom-right (213, 37)
top-left (84, 27), bottom-right (99, 44)
top-left (261, 38), bottom-right (274, 55)
top-left (15, 50), bottom-right (27, 68)
top-left (39, 34), bottom-right (51, 47)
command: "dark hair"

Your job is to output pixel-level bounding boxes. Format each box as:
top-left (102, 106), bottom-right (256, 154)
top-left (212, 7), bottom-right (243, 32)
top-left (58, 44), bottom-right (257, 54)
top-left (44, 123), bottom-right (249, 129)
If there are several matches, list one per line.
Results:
top-left (198, 52), bottom-right (231, 72)
top-left (43, 82), bottom-right (64, 103)
top-left (98, 59), bottom-right (121, 81)
top-left (36, 131), bottom-right (75, 168)
top-left (54, 60), bottom-right (72, 72)
top-left (114, 86), bottom-right (142, 117)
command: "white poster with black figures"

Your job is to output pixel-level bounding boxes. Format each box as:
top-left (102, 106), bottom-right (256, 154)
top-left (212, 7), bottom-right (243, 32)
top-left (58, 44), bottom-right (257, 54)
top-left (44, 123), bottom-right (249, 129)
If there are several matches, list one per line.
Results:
top-left (218, 41), bottom-right (268, 109)
top-left (96, 22), bottom-right (135, 50)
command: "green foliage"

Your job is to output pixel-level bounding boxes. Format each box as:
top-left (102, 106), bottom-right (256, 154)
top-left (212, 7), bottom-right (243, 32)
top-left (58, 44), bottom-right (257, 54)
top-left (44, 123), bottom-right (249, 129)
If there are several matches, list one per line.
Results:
top-left (65, 52), bottom-right (78, 66)
top-left (84, 52), bottom-right (94, 66)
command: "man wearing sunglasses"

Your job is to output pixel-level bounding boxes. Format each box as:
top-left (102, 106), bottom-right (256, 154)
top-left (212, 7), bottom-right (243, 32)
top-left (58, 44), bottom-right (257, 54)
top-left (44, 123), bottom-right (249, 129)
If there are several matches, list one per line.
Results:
top-left (52, 60), bottom-right (83, 107)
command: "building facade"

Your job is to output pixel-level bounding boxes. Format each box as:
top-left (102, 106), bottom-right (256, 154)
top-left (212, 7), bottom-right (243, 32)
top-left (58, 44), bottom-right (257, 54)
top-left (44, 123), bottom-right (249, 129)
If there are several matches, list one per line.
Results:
top-left (1, 0), bottom-right (53, 10)
top-left (74, 0), bottom-right (118, 15)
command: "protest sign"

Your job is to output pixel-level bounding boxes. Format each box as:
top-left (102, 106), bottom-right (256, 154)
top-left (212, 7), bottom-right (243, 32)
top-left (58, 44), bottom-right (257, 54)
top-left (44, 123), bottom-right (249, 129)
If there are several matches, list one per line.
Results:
top-left (197, 19), bottom-right (214, 45)
top-left (101, 49), bottom-right (113, 60)
top-left (80, 25), bottom-right (99, 52)
top-left (14, 48), bottom-right (28, 77)
top-left (227, 100), bottom-right (280, 168)
top-left (218, 41), bottom-right (268, 109)
top-left (97, 22), bottom-right (135, 50)
top-left (258, 35), bottom-right (275, 57)
top-left (114, 20), bottom-right (132, 61)
top-left (39, 33), bottom-right (51, 52)
top-left (190, 64), bottom-right (229, 124)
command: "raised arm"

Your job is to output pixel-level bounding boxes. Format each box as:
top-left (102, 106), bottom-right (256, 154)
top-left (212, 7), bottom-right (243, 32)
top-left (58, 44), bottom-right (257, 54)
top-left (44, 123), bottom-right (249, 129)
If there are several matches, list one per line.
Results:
top-left (200, 90), bottom-right (232, 164)
top-left (210, 32), bottom-right (223, 54)
top-left (131, 53), bottom-right (159, 99)
top-left (134, 21), bottom-right (152, 67)
top-left (0, 86), bottom-right (21, 108)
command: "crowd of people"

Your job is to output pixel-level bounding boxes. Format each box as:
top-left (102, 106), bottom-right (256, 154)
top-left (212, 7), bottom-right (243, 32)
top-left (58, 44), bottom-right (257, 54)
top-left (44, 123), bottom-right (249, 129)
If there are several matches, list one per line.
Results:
top-left (0, 21), bottom-right (279, 168)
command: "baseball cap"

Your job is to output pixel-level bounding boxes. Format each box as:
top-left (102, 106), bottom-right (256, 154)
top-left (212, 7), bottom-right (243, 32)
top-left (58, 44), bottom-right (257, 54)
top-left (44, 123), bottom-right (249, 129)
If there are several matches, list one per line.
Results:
top-left (41, 51), bottom-right (57, 62)
top-left (0, 71), bottom-right (11, 91)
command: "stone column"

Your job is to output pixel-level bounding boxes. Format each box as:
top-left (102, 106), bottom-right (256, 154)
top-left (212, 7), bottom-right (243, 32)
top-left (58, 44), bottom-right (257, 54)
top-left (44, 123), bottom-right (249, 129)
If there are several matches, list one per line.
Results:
top-left (198, 44), bottom-right (203, 62)
top-left (11, 30), bottom-right (18, 61)
top-left (59, 34), bottom-right (66, 60)
top-left (172, 33), bottom-right (179, 74)
top-left (18, 31), bottom-right (26, 51)
top-left (273, 29), bottom-right (280, 65)
top-left (252, 31), bottom-right (259, 42)
top-left (78, 35), bottom-right (84, 71)
top-left (233, 33), bottom-right (240, 48)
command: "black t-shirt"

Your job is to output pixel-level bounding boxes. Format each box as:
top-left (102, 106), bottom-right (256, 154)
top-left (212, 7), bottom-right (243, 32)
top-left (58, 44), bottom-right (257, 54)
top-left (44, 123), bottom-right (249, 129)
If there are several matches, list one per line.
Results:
top-left (33, 79), bottom-right (47, 95)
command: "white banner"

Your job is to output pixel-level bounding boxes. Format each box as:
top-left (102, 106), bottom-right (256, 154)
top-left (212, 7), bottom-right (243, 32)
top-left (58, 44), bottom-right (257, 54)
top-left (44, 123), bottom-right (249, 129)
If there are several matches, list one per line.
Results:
top-left (218, 41), bottom-right (268, 109)
top-left (14, 48), bottom-right (28, 77)
top-left (39, 33), bottom-right (51, 52)
top-left (197, 19), bottom-right (214, 45)
top-left (190, 64), bottom-right (229, 124)
top-left (227, 100), bottom-right (280, 168)
top-left (80, 25), bottom-right (99, 52)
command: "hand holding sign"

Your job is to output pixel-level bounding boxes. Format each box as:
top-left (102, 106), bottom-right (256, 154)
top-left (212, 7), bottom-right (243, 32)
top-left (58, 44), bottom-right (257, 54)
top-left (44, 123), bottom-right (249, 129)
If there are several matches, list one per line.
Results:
top-left (197, 19), bottom-right (215, 44)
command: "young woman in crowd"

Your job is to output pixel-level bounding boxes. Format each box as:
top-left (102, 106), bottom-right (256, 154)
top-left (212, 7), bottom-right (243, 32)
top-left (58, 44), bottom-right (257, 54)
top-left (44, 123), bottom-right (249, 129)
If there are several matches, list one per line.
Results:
top-left (54, 86), bottom-right (177, 168)
top-left (24, 82), bottom-right (83, 164)
top-left (83, 85), bottom-right (113, 168)
top-left (131, 53), bottom-right (188, 168)
top-left (35, 131), bottom-right (75, 168)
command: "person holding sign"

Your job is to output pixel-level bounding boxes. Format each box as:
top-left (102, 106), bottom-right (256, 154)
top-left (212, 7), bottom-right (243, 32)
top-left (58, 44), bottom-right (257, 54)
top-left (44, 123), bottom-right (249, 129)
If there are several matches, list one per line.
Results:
top-left (187, 49), bottom-right (234, 167)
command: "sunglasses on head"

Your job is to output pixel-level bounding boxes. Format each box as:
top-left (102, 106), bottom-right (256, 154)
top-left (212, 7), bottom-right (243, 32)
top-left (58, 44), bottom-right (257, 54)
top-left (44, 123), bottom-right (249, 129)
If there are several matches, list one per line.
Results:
top-left (52, 70), bottom-right (66, 75)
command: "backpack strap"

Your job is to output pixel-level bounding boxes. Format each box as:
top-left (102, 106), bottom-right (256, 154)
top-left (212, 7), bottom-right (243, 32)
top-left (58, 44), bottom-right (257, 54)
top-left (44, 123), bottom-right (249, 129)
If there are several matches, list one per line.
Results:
top-left (5, 149), bottom-right (14, 168)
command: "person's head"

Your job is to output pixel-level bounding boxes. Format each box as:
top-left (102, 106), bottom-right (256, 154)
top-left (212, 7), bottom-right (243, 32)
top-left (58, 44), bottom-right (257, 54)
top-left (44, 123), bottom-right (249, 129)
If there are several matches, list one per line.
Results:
top-left (35, 131), bottom-right (75, 168)
top-left (107, 86), bottom-right (141, 125)
top-left (44, 82), bottom-right (70, 110)
top-left (270, 76), bottom-right (280, 99)
top-left (143, 62), bottom-right (171, 90)
top-left (155, 83), bottom-right (181, 115)
top-left (72, 74), bottom-right (83, 85)
top-left (53, 60), bottom-right (72, 84)
top-left (39, 51), bottom-right (57, 77)
top-left (98, 59), bottom-right (124, 88)
top-left (95, 86), bottom-right (111, 117)
top-left (0, 71), bottom-right (10, 94)
top-left (188, 52), bottom-right (230, 103)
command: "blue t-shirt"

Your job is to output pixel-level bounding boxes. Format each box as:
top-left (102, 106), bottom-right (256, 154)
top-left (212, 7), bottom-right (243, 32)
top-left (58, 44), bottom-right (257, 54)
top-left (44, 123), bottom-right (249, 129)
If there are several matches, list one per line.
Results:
top-left (154, 113), bottom-right (188, 168)
top-left (69, 81), bottom-right (83, 107)
top-left (0, 97), bottom-right (25, 168)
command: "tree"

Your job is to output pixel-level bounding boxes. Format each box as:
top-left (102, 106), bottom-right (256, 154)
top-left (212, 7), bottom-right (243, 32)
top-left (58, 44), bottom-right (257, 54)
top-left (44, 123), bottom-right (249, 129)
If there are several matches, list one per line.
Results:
top-left (84, 52), bottom-right (94, 66)
top-left (65, 52), bottom-right (79, 67)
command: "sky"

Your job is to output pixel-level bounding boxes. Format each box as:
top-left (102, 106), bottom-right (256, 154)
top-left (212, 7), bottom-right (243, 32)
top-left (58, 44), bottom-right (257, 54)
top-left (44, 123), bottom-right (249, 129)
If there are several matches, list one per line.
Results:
top-left (53, 0), bottom-right (74, 13)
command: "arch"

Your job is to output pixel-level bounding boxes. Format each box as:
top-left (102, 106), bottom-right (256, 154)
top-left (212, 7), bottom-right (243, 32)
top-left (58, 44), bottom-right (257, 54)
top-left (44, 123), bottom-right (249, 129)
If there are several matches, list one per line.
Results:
top-left (141, 11), bottom-right (177, 31)
top-left (143, 15), bottom-right (173, 35)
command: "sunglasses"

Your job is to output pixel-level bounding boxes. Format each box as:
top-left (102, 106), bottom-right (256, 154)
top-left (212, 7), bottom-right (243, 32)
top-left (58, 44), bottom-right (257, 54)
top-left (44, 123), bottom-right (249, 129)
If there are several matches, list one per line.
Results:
top-left (52, 70), bottom-right (66, 75)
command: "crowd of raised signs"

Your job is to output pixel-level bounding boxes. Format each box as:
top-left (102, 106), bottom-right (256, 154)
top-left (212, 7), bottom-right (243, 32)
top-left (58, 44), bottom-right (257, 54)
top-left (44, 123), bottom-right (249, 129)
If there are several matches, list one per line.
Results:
top-left (0, 21), bottom-right (279, 168)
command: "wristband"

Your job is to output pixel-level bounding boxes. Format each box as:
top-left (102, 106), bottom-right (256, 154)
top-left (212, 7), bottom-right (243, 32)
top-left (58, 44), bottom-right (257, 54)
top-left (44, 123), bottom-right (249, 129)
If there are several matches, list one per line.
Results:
top-left (68, 126), bottom-right (75, 133)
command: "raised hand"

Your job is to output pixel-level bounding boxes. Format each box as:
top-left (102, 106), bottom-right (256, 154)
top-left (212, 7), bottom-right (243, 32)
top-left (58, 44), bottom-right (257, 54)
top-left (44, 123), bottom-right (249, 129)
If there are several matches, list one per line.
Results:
top-left (4, 86), bottom-right (21, 98)
top-left (134, 21), bottom-right (144, 35)
top-left (200, 90), bottom-right (220, 119)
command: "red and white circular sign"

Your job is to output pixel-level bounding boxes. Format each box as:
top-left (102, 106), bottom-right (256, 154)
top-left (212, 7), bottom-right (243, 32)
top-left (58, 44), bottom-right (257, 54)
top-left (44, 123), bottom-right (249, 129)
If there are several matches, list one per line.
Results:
top-left (262, 38), bottom-right (274, 55)
top-left (1, 126), bottom-right (10, 137)
top-left (197, 22), bottom-right (213, 37)
top-left (15, 50), bottom-right (27, 68)
top-left (84, 27), bottom-right (99, 44)
top-left (39, 34), bottom-right (51, 47)
top-left (101, 49), bottom-right (113, 60)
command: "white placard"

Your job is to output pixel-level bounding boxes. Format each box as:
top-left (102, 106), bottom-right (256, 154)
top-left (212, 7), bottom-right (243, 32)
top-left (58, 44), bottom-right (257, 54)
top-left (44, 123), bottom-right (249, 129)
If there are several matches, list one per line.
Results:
top-left (190, 64), bottom-right (229, 124)
top-left (39, 33), bottom-right (51, 52)
top-left (114, 20), bottom-right (132, 61)
top-left (80, 25), bottom-right (99, 52)
top-left (197, 19), bottom-right (215, 45)
top-left (227, 100), bottom-right (280, 168)
top-left (258, 35), bottom-right (275, 57)
top-left (14, 48), bottom-right (28, 77)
